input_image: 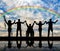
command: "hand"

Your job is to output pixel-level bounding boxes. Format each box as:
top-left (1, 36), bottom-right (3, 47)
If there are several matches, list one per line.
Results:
top-left (45, 21), bottom-right (46, 22)
top-left (14, 20), bottom-right (15, 23)
top-left (56, 20), bottom-right (58, 22)
top-left (45, 21), bottom-right (47, 24)
top-left (24, 20), bottom-right (26, 23)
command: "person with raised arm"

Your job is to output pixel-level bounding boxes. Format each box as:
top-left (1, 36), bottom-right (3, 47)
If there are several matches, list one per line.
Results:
top-left (45, 19), bottom-right (58, 37)
top-left (34, 21), bottom-right (46, 48)
top-left (3, 15), bottom-right (15, 48)
top-left (3, 15), bottom-right (15, 37)
top-left (15, 19), bottom-right (26, 48)
top-left (25, 21), bottom-right (35, 47)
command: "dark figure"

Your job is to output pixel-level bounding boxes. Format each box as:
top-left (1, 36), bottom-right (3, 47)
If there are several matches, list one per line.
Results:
top-left (3, 15), bottom-right (15, 48)
top-left (46, 19), bottom-right (58, 37)
top-left (35, 21), bottom-right (45, 48)
top-left (25, 21), bottom-right (35, 47)
top-left (3, 16), bottom-right (15, 37)
top-left (15, 19), bottom-right (25, 48)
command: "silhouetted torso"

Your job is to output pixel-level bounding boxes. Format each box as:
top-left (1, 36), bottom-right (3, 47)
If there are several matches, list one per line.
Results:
top-left (39, 23), bottom-right (42, 30)
top-left (8, 23), bottom-right (12, 32)
top-left (16, 22), bottom-right (21, 30)
top-left (26, 22), bottom-right (34, 47)
top-left (48, 21), bottom-right (53, 29)
top-left (27, 26), bottom-right (33, 32)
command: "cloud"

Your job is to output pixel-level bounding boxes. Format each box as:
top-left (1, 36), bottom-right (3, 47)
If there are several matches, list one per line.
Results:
top-left (0, 0), bottom-right (60, 36)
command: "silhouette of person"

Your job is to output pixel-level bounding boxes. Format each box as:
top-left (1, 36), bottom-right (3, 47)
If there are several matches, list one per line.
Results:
top-left (25, 21), bottom-right (35, 47)
top-left (46, 19), bottom-right (58, 37)
top-left (35, 21), bottom-right (45, 48)
top-left (15, 19), bottom-right (25, 48)
top-left (3, 15), bottom-right (15, 48)
top-left (3, 15), bottom-right (15, 37)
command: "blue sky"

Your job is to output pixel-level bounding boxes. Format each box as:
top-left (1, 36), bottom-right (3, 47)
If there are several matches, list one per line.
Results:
top-left (0, 0), bottom-right (60, 36)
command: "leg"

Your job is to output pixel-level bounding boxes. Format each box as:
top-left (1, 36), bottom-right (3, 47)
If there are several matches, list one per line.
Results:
top-left (48, 29), bottom-right (50, 38)
top-left (20, 30), bottom-right (22, 37)
top-left (39, 30), bottom-right (42, 48)
top-left (16, 30), bottom-right (18, 37)
top-left (8, 30), bottom-right (11, 38)
top-left (8, 29), bottom-right (11, 37)
top-left (51, 29), bottom-right (53, 37)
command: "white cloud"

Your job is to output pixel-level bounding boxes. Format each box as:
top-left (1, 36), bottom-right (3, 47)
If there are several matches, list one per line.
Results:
top-left (0, 10), bottom-right (4, 14)
top-left (0, 0), bottom-right (60, 36)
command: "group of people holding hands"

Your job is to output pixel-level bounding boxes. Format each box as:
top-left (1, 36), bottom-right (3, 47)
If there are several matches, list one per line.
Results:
top-left (3, 15), bottom-right (58, 48)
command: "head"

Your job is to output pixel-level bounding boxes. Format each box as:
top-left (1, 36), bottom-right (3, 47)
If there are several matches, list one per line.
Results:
top-left (29, 24), bottom-right (31, 26)
top-left (8, 20), bottom-right (11, 23)
top-left (18, 19), bottom-right (20, 22)
top-left (49, 19), bottom-right (52, 21)
top-left (39, 21), bottom-right (42, 23)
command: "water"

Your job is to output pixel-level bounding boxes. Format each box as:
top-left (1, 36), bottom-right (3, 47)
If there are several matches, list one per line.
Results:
top-left (0, 41), bottom-right (60, 51)
top-left (0, 41), bottom-right (60, 47)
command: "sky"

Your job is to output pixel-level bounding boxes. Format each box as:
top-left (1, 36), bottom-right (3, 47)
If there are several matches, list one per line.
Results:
top-left (0, 0), bottom-right (60, 36)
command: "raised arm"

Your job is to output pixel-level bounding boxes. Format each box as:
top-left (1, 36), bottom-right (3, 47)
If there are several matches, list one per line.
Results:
top-left (25, 21), bottom-right (28, 27)
top-left (32, 22), bottom-right (35, 27)
top-left (3, 15), bottom-right (8, 24)
top-left (53, 20), bottom-right (58, 24)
